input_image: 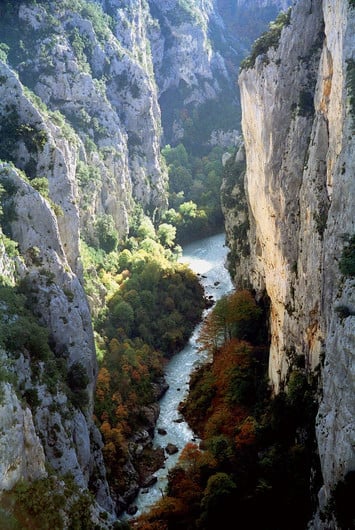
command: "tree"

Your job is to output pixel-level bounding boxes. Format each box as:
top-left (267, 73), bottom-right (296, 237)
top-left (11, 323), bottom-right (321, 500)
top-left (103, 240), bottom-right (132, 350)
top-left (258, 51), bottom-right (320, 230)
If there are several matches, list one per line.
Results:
top-left (198, 290), bottom-right (262, 353)
top-left (136, 217), bottom-right (156, 240)
top-left (95, 214), bottom-right (118, 252)
top-left (158, 223), bottom-right (176, 247)
top-left (199, 472), bottom-right (237, 528)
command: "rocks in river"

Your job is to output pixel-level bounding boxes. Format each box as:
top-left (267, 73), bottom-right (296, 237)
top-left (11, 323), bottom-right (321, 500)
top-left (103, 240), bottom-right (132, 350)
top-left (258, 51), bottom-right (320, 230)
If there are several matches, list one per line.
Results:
top-left (151, 377), bottom-right (169, 400)
top-left (126, 505), bottom-right (138, 516)
top-left (165, 443), bottom-right (178, 455)
top-left (142, 475), bottom-right (158, 487)
top-left (157, 428), bottom-right (167, 435)
top-left (205, 297), bottom-right (214, 308)
top-left (139, 404), bottom-right (160, 436)
top-left (173, 417), bottom-right (184, 423)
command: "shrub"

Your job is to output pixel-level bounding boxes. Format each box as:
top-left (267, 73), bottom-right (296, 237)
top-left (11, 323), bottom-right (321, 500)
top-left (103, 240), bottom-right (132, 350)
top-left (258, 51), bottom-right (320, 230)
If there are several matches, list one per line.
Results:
top-left (23, 388), bottom-right (41, 409)
top-left (9, 477), bottom-right (64, 529)
top-left (66, 362), bottom-right (89, 410)
top-left (331, 471), bottom-right (355, 530)
top-left (95, 214), bottom-right (118, 252)
top-left (335, 305), bottom-right (353, 320)
top-left (0, 285), bottom-right (51, 361)
top-left (240, 9), bottom-right (291, 70)
top-left (339, 234), bottom-right (355, 277)
top-left (298, 90), bottom-right (315, 117)
top-left (30, 177), bottom-right (49, 198)
top-left (1, 474), bottom-right (97, 530)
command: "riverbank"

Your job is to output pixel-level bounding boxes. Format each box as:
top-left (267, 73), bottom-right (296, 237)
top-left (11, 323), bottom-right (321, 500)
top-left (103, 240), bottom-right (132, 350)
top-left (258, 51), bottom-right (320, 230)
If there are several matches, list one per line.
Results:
top-left (122, 232), bottom-right (234, 519)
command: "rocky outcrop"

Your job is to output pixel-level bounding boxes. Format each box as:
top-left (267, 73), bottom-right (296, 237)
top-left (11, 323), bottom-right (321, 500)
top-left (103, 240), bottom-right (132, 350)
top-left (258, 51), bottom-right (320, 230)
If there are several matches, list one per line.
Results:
top-left (223, 0), bottom-right (354, 524)
top-left (0, 0), bottom-right (322, 524)
top-left (0, 59), bottom-right (115, 517)
top-left (0, 382), bottom-right (46, 491)
top-left (15, 1), bottom-right (168, 241)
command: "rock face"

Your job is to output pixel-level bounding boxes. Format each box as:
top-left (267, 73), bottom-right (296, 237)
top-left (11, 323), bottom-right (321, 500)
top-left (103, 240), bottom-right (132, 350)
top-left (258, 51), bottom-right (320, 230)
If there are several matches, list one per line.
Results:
top-left (0, 383), bottom-right (46, 491)
top-left (0, 58), bottom-right (114, 516)
top-left (0, 0), bottom-right (310, 524)
top-left (148, 0), bottom-right (234, 145)
top-left (223, 0), bottom-right (354, 523)
top-left (15, 0), bottom-right (168, 241)
top-left (150, 0), bottom-right (292, 148)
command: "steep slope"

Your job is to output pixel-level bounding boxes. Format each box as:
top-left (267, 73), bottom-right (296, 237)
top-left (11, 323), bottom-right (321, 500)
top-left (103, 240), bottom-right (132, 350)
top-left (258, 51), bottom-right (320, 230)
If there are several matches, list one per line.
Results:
top-left (3, 1), bottom-right (168, 238)
top-left (0, 0), bottom-right (169, 521)
top-left (0, 60), bottom-right (115, 520)
top-left (0, 0), bottom-right (306, 525)
top-left (223, 0), bottom-right (354, 524)
top-left (149, 0), bottom-right (293, 151)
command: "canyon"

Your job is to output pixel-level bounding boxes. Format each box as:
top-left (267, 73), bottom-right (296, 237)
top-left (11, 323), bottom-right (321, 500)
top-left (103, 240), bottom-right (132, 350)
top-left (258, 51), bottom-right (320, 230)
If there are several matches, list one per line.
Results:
top-left (0, 0), bottom-right (353, 528)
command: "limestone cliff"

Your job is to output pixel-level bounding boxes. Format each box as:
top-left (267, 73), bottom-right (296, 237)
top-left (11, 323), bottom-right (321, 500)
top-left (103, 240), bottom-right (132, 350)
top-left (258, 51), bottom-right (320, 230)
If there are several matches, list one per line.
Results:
top-left (0, 0), bottom-right (310, 524)
top-left (223, 0), bottom-right (354, 525)
top-left (149, 0), bottom-right (292, 150)
top-left (0, 60), bottom-right (115, 520)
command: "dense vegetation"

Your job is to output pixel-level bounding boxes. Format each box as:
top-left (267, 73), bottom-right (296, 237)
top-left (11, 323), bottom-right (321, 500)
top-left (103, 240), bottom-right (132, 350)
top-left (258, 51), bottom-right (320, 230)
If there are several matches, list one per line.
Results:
top-left (131, 290), bottom-right (321, 529)
top-left (84, 218), bottom-right (206, 500)
top-left (339, 234), bottom-right (355, 277)
top-left (161, 144), bottom-right (230, 243)
top-left (0, 475), bottom-right (98, 530)
top-left (240, 9), bottom-right (291, 70)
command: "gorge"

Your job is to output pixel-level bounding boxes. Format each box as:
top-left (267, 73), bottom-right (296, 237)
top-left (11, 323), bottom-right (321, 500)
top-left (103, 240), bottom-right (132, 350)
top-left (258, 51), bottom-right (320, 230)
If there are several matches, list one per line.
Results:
top-left (0, 1), bottom-right (354, 529)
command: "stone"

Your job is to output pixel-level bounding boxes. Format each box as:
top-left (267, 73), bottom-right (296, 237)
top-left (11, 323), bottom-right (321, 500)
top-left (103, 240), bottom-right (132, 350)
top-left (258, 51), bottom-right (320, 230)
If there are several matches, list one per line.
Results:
top-left (165, 443), bottom-right (179, 455)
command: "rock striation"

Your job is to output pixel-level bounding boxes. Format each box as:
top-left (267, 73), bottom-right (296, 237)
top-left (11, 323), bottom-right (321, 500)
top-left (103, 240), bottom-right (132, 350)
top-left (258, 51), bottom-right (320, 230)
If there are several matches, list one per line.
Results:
top-left (0, 0), bottom-right (313, 524)
top-left (223, 0), bottom-right (354, 524)
top-left (0, 58), bottom-right (115, 517)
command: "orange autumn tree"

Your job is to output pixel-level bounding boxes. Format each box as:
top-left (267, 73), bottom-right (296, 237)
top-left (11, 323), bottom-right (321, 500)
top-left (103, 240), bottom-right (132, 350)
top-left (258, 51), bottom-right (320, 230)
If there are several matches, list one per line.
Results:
top-left (198, 289), bottom-right (262, 354)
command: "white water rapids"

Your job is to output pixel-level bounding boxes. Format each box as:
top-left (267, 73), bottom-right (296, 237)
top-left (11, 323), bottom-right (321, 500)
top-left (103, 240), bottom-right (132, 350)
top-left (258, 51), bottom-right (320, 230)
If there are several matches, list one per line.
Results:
top-left (124, 232), bottom-right (234, 518)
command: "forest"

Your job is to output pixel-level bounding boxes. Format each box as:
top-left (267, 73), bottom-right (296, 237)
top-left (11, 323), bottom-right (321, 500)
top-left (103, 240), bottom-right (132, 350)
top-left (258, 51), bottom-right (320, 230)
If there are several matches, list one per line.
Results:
top-left (129, 290), bottom-right (322, 530)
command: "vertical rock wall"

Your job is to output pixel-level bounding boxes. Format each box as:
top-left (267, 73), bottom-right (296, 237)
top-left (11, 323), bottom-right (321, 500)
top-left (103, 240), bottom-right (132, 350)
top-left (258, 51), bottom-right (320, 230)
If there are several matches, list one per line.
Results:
top-left (225, 0), bottom-right (355, 520)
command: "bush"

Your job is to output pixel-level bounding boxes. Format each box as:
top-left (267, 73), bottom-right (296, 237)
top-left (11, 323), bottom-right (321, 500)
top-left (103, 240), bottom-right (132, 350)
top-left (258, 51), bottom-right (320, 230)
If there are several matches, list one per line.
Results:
top-left (240, 9), bottom-right (291, 70)
top-left (0, 285), bottom-right (51, 361)
top-left (332, 471), bottom-right (355, 529)
top-left (95, 214), bottom-right (118, 252)
top-left (298, 90), bottom-right (314, 117)
top-left (67, 362), bottom-right (89, 410)
top-left (339, 234), bottom-right (355, 277)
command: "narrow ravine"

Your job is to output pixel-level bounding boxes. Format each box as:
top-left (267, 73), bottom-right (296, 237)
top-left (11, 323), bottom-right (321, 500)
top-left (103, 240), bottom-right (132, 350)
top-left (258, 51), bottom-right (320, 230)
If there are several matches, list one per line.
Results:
top-left (126, 232), bottom-right (234, 518)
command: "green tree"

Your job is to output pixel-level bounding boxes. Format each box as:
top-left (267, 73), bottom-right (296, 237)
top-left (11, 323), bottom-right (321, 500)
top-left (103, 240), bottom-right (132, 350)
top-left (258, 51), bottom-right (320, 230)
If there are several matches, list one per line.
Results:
top-left (199, 472), bottom-right (237, 528)
top-left (136, 217), bottom-right (156, 240)
top-left (158, 223), bottom-right (176, 247)
top-left (339, 234), bottom-right (355, 277)
top-left (95, 214), bottom-right (118, 252)
top-left (111, 300), bottom-right (134, 336)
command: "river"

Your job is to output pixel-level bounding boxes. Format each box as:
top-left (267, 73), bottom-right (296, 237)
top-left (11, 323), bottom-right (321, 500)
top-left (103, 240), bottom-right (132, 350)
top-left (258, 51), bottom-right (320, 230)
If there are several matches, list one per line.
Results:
top-left (126, 232), bottom-right (234, 518)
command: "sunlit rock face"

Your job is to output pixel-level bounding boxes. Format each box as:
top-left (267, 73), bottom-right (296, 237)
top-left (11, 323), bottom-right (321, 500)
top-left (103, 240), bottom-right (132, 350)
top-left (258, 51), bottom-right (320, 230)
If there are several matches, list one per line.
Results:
top-left (17, 0), bottom-right (168, 240)
top-left (0, 383), bottom-right (46, 491)
top-left (0, 59), bottom-right (114, 514)
top-left (225, 0), bottom-right (354, 522)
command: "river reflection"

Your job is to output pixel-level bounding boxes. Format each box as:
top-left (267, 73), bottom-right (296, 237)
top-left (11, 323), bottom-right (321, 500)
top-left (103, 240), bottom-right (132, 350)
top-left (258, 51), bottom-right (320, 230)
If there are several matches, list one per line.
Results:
top-left (125, 232), bottom-right (234, 518)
